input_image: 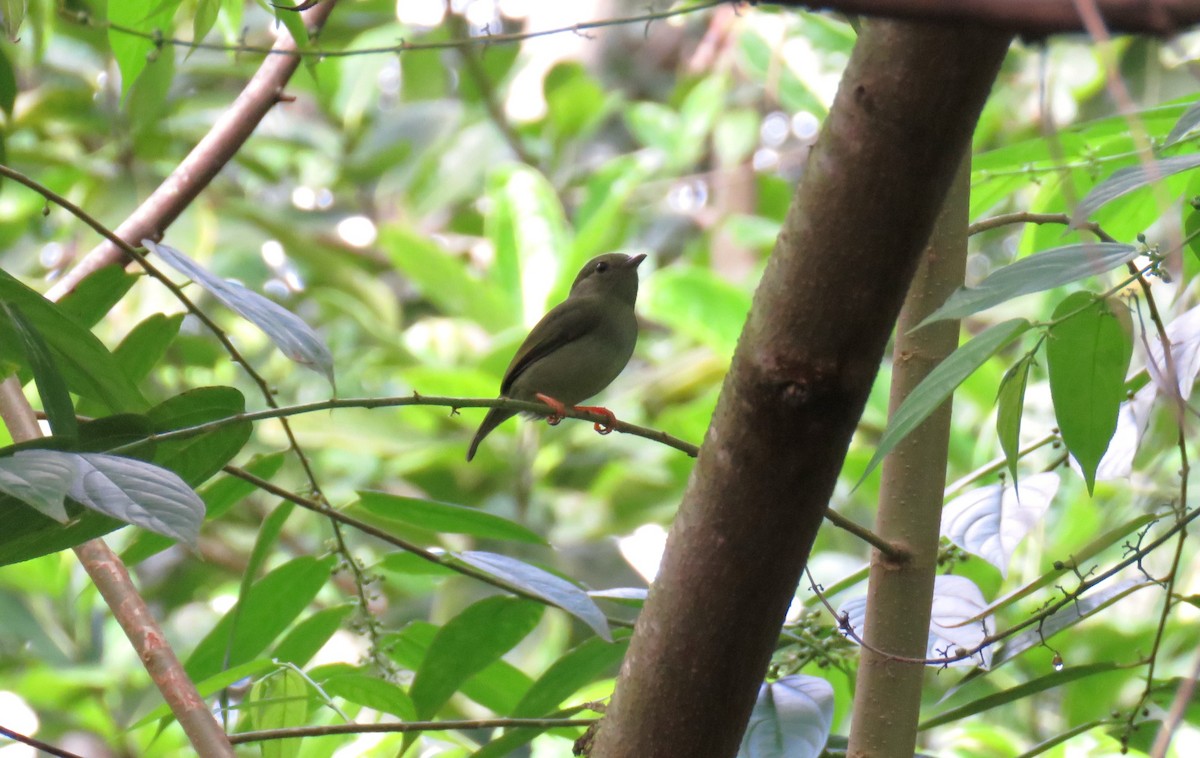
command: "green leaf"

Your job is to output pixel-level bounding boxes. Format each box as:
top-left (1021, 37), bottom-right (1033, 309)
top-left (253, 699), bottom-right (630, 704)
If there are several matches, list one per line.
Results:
top-left (321, 671), bottom-right (417, 721)
top-left (146, 240), bottom-right (335, 387)
top-left (246, 667), bottom-right (308, 758)
top-left (113, 313), bottom-right (184, 383)
top-left (456, 551), bottom-right (611, 641)
top-left (486, 164), bottom-right (571, 323)
top-left (409, 596), bottom-right (544, 719)
top-left (860, 319), bottom-right (1031, 485)
top-left (1073, 153), bottom-right (1200, 225)
top-left (918, 243), bottom-right (1138, 328)
top-left (382, 225), bottom-right (511, 327)
top-left (544, 62), bottom-right (609, 141)
top-left (0, 44), bottom-right (16, 115)
top-left (1166, 100), bottom-right (1200, 146)
top-left (56, 265), bottom-right (138, 330)
top-left (145, 386), bottom-right (251, 487)
top-left (996, 353), bottom-right (1033, 481)
top-left (0, 0), bottom-right (24, 42)
top-left (354, 491), bottom-right (547, 545)
top-left (919, 663), bottom-right (1124, 730)
top-left (108, 0), bottom-right (179, 99)
top-left (0, 268), bottom-right (147, 413)
top-left (1046, 293), bottom-right (1133, 493)
top-left (184, 555), bottom-right (336, 682)
top-left (513, 635), bottom-right (627, 717)
top-left (386, 620), bottom-right (533, 716)
top-left (4, 303), bottom-right (77, 439)
top-left (131, 659), bottom-right (278, 729)
top-left (644, 267), bottom-right (752, 357)
top-left (121, 452), bottom-right (284, 565)
top-left (272, 605), bottom-right (354, 668)
top-left (192, 0), bottom-right (220, 43)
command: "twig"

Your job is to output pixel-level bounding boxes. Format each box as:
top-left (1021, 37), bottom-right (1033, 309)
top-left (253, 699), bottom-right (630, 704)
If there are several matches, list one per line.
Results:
top-left (0, 724), bottom-right (85, 758)
top-left (223, 466), bottom-right (637, 629)
top-left (65, 2), bottom-right (728, 61)
top-left (228, 717), bottom-right (597, 744)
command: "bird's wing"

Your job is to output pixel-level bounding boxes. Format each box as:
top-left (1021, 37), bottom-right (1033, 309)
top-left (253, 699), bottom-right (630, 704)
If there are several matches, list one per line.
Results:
top-left (500, 297), bottom-right (602, 396)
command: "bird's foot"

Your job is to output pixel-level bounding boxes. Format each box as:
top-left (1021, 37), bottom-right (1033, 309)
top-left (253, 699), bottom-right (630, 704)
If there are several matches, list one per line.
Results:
top-left (575, 405), bottom-right (617, 435)
top-left (535, 393), bottom-right (568, 426)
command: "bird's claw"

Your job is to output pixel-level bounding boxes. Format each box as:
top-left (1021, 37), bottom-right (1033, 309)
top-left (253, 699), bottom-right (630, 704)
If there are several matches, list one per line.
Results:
top-left (576, 405), bottom-right (617, 435)
top-left (535, 393), bottom-right (568, 426)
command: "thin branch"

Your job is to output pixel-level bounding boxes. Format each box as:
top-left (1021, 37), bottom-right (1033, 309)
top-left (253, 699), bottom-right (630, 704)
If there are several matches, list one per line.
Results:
top-left (1150, 645), bottom-right (1200, 757)
top-left (823, 507), bottom-right (905, 559)
top-left (227, 717), bottom-right (597, 744)
top-left (67, 2), bottom-right (728, 60)
top-left (222, 465), bottom-right (637, 630)
top-left (0, 724), bottom-right (85, 758)
top-left (107, 394), bottom-right (701, 458)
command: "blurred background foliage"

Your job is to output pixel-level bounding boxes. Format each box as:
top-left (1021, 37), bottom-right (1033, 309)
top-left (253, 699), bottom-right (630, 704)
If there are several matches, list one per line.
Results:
top-left (0, 0), bottom-right (1199, 756)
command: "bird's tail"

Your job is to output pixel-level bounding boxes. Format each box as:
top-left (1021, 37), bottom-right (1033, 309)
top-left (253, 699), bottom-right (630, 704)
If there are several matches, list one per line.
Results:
top-left (466, 407), bottom-right (515, 461)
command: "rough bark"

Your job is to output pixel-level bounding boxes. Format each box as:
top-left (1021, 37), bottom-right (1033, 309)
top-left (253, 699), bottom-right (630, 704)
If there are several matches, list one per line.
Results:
top-left (591, 20), bottom-right (1012, 758)
top-left (846, 156), bottom-right (971, 758)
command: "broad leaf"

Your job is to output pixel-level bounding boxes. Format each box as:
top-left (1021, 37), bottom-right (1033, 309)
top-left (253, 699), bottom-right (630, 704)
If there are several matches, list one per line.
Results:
top-left (145, 239), bottom-right (335, 387)
top-left (1046, 293), bottom-right (1133, 493)
top-left (486, 164), bottom-right (570, 323)
top-left (108, 0), bottom-right (178, 99)
top-left (860, 319), bottom-right (1030, 485)
top-left (995, 354), bottom-right (1033, 482)
top-left (738, 675), bottom-right (835, 758)
top-left (918, 243), bottom-right (1138, 327)
top-left (1166, 100), bottom-right (1200, 146)
top-left (0, 268), bottom-right (147, 413)
top-left (1073, 153), bottom-right (1200, 225)
top-left (4, 303), bottom-right (77, 438)
top-left (321, 670), bottom-right (417, 721)
top-left (184, 555), bottom-right (335, 681)
top-left (67, 452), bottom-right (205, 546)
top-left (941, 472), bottom-right (1060, 577)
top-left (840, 575), bottom-right (993, 669)
top-left (355, 491), bottom-right (546, 545)
top-left (0, 450), bottom-right (76, 522)
top-left (456, 550), bottom-right (612, 641)
top-left (409, 596), bottom-right (544, 719)
top-left (246, 667), bottom-right (308, 758)
top-left (272, 605), bottom-right (354, 668)
top-left (919, 663), bottom-right (1125, 731)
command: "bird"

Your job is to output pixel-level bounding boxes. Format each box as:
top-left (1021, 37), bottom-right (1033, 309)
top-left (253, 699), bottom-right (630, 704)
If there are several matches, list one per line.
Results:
top-left (466, 252), bottom-right (646, 461)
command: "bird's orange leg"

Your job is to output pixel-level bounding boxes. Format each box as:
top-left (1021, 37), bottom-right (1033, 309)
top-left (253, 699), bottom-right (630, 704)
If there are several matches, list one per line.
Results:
top-left (534, 393), bottom-right (568, 426)
top-left (575, 405), bottom-right (617, 435)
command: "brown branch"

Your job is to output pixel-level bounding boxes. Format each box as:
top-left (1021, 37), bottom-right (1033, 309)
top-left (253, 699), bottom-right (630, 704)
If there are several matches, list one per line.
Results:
top-left (46, 0), bottom-right (338, 301)
top-left (0, 723), bottom-right (85, 758)
top-left (0, 379), bottom-right (234, 757)
top-left (763, 0), bottom-right (1197, 36)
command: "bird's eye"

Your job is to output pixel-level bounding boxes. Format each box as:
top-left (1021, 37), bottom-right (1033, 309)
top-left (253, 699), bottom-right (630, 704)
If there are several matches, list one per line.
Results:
top-left (596, 261), bottom-right (610, 273)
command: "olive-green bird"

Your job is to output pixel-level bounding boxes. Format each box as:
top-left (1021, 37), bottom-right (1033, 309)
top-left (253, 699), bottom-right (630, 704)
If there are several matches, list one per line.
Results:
top-left (467, 252), bottom-right (646, 461)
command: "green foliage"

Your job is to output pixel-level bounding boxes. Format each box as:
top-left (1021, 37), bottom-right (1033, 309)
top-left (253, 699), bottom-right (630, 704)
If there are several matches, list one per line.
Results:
top-left (0, 4), bottom-right (1197, 758)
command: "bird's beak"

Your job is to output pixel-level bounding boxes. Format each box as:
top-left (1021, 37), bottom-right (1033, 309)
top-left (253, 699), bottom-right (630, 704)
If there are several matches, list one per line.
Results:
top-left (627, 253), bottom-right (647, 268)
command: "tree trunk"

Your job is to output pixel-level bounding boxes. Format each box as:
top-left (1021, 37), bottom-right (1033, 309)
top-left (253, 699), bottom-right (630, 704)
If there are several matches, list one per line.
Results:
top-left (847, 155), bottom-right (971, 758)
top-left (591, 19), bottom-right (1012, 758)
